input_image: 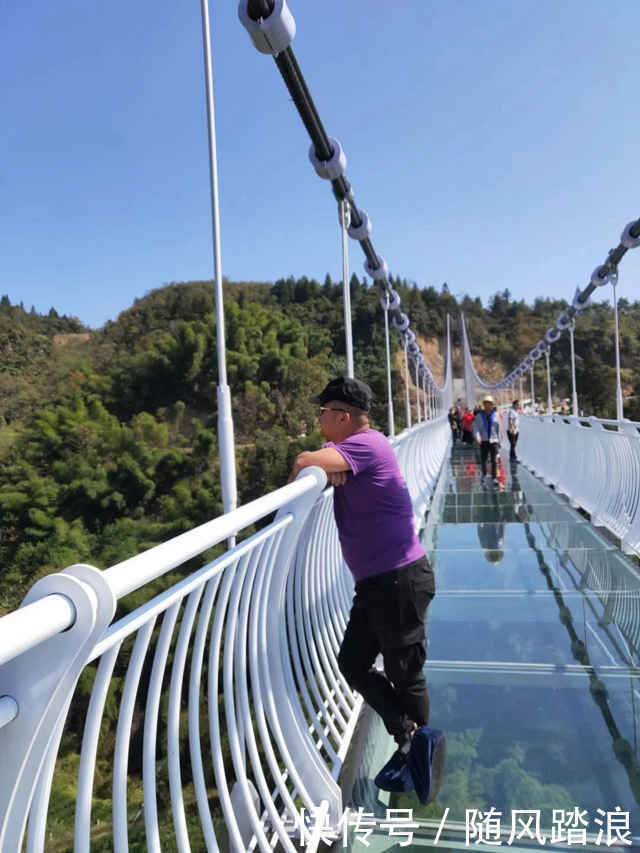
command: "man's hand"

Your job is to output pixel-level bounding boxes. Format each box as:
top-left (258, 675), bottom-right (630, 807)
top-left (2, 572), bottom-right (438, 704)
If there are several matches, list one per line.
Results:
top-left (327, 471), bottom-right (348, 487)
top-left (288, 448), bottom-right (352, 484)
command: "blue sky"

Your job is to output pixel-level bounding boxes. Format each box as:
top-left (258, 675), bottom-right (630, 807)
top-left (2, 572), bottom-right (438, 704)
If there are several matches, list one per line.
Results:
top-left (2, 0), bottom-right (639, 328)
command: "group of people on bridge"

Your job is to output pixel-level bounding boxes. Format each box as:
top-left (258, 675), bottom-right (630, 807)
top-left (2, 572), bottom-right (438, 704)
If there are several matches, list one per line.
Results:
top-left (449, 398), bottom-right (521, 483)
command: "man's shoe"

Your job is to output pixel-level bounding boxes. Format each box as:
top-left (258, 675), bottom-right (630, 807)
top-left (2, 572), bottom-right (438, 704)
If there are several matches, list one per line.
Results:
top-left (407, 727), bottom-right (447, 804)
top-left (493, 478), bottom-right (499, 486)
top-left (374, 748), bottom-right (414, 793)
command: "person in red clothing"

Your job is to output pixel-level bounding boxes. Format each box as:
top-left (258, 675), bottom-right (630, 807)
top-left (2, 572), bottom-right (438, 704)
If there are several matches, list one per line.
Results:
top-left (461, 408), bottom-right (475, 444)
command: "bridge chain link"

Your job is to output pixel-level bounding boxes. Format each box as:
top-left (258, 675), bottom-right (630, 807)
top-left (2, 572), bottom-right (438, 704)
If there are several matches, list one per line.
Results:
top-left (463, 216), bottom-right (639, 393)
top-left (238, 0), bottom-right (450, 398)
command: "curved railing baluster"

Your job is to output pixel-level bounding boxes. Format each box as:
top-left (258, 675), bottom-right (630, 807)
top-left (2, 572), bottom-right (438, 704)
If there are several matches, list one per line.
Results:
top-left (0, 426), bottom-right (454, 850)
top-left (114, 620), bottom-right (156, 852)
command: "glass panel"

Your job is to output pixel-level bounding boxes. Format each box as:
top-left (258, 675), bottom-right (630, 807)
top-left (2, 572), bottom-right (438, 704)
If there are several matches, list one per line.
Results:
top-left (419, 669), bottom-right (640, 828)
top-left (429, 547), bottom-right (573, 591)
top-left (344, 446), bottom-right (640, 850)
top-left (425, 521), bottom-right (607, 552)
top-left (428, 590), bottom-right (639, 667)
top-left (439, 504), bottom-right (577, 523)
top-left (444, 492), bottom-right (562, 507)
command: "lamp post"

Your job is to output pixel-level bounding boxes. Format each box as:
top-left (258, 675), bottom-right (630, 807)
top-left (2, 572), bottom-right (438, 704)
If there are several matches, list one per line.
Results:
top-left (201, 0), bottom-right (236, 514)
top-left (611, 272), bottom-right (624, 420)
top-left (568, 321), bottom-right (579, 417)
top-left (530, 365), bottom-right (535, 413)
top-left (545, 346), bottom-right (553, 414)
top-left (403, 338), bottom-right (411, 429)
top-left (339, 199), bottom-right (354, 379)
top-left (382, 292), bottom-right (395, 439)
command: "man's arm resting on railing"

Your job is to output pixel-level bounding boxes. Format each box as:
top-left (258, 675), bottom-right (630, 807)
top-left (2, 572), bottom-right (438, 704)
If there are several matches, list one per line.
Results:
top-left (289, 449), bottom-right (352, 486)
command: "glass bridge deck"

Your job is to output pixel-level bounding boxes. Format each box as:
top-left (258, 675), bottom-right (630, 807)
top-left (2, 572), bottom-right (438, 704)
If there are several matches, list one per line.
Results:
top-left (343, 444), bottom-right (640, 851)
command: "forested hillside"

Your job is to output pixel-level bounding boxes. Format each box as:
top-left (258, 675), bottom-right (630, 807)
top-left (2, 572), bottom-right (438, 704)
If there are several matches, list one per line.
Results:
top-left (1, 278), bottom-right (640, 612)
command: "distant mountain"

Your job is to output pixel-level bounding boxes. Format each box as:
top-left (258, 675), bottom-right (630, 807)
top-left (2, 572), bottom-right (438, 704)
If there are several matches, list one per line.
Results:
top-left (1, 278), bottom-right (639, 613)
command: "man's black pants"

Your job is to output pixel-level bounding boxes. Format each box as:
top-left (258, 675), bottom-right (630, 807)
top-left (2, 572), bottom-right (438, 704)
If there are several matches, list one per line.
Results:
top-left (337, 557), bottom-right (435, 741)
top-left (508, 432), bottom-right (519, 459)
top-left (480, 441), bottom-right (498, 478)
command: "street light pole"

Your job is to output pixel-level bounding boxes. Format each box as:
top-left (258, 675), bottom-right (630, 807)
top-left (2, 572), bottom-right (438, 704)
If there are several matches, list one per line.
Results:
top-left (340, 199), bottom-right (354, 378)
top-left (545, 346), bottom-right (553, 414)
top-left (568, 321), bottom-right (579, 417)
top-left (201, 0), bottom-right (237, 514)
top-left (611, 275), bottom-right (624, 420)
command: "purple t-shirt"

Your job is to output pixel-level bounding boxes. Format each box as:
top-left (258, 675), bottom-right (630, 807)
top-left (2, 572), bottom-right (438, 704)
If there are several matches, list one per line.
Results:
top-left (326, 429), bottom-right (424, 582)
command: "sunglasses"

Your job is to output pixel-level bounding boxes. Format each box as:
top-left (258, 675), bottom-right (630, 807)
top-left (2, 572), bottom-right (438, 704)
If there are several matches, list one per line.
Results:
top-left (317, 406), bottom-right (349, 416)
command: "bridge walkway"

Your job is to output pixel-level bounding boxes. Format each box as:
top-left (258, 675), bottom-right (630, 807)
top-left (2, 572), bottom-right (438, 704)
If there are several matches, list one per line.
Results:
top-left (342, 442), bottom-right (640, 850)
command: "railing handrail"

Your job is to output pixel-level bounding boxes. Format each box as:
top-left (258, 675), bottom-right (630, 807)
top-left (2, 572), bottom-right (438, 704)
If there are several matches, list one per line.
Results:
top-left (0, 411), bottom-right (448, 674)
top-left (0, 417), bottom-right (453, 849)
top-left (0, 471), bottom-right (321, 670)
top-left (0, 411), bottom-right (449, 672)
top-left (523, 413), bottom-right (640, 430)
top-left (519, 412), bottom-right (640, 558)
top-left (103, 472), bottom-right (318, 599)
top-left (0, 593), bottom-right (77, 668)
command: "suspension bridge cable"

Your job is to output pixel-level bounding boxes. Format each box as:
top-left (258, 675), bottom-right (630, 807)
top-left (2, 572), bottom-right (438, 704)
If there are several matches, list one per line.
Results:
top-left (461, 216), bottom-right (640, 402)
top-left (238, 0), bottom-right (452, 410)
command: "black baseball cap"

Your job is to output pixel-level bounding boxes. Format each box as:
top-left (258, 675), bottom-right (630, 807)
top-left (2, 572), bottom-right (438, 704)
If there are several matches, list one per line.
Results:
top-left (309, 377), bottom-right (373, 411)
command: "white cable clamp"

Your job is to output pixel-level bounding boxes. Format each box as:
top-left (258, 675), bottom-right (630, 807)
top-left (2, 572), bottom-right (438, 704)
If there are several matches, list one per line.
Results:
top-left (621, 221), bottom-right (640, 250)
top-left (347, 209), bottom-right (372, 242)
top-left (393, 313), bottom-right (410, 333)
top-left (387, 288), bottom-right (401, 311)
top-left (238, 0), bottom-right (295, 56)
top-left (572, 285), bottom-right (590, 314)
top-left (309, 137), bottom-right (346, 180)
top-left (338, 199), bottom-right (351, 229)
top-left (530, 346), bottom-right (543, 362)
top-left (363, 254), bottom-right (388, 281)
top-left (545, 326), bottom-right (562, 344)
top-left (591, 264), bottom-right (612, 287)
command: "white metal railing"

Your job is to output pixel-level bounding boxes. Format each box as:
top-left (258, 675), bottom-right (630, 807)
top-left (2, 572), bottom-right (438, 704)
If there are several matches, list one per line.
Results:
top-left (395, 415), bottom-right (452, 524)
top-left (0, 417), bottom-right (450, 852)
top-left (519, 414), bottom-right (640, 558)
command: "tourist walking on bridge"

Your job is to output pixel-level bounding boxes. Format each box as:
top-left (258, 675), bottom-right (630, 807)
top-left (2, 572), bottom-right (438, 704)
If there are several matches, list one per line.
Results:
top-left (474, 394), bottom-right (501, 484)
top-left (507, 399), bottom-right (520, 461)
top-left (289, 377), bottom-right (436, 762)
top-left (448, 406), bottom-right (460, 443)
top-left (461, 407), bottom-right (475, 444)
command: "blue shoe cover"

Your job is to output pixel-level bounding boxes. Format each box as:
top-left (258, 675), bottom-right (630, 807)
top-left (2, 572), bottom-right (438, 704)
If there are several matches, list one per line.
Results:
top-left (374, 748), bottom-right (414, 793)
top-left (407, 726), bottom-right (445, 804)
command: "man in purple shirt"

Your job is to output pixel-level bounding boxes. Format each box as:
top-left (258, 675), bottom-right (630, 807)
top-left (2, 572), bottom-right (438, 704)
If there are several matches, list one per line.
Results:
top-left (290, 377), bottom-right (435, 755)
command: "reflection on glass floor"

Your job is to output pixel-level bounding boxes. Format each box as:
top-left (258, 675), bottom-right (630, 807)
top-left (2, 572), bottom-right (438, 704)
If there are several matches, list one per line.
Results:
top-left (343, 444), bottom-right (640, 851)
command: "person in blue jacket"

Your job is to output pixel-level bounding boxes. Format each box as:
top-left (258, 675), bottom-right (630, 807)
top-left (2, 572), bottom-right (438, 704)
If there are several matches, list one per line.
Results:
top-left (474, 395), bottom-right (501, 484)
